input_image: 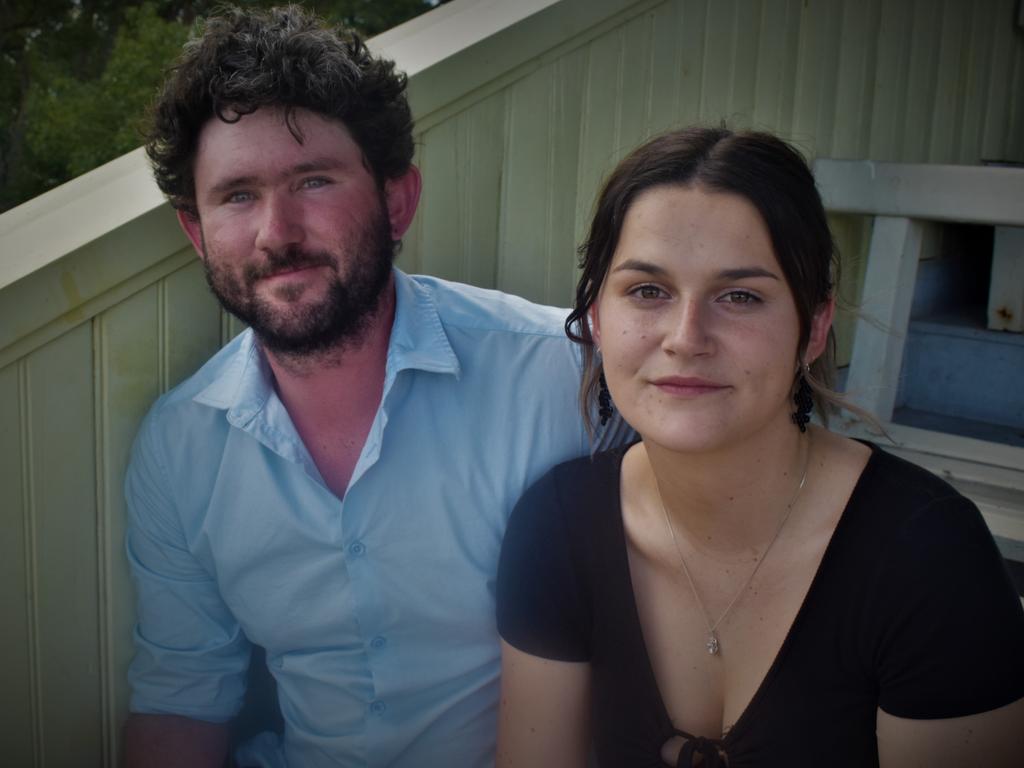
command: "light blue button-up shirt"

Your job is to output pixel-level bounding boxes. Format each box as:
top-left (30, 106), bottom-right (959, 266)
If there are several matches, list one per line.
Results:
top-left (126, 269), bottom-right (622, 767)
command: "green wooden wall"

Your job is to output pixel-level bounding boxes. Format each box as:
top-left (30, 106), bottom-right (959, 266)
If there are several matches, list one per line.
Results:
top-left (405, 0), bottom-right (1022, 356)
top-left (1, 0), bottom-right (1021, 764)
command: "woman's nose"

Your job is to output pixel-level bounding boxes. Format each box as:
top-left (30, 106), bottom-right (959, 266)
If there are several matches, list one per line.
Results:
top-left (661, 299), bottom-right (713, 357)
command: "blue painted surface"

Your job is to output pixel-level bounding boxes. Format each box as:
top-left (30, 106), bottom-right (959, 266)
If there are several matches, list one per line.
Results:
top-left (896, 312), bottom-right (1024, 430)
top-left (885, 222), bottom-right (1024, 447)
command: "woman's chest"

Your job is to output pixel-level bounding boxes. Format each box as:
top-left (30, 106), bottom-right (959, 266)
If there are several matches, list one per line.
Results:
top-left (630, 546), bottom-right (821, 737)
top-left (586, 539), bottom-right (881, 767)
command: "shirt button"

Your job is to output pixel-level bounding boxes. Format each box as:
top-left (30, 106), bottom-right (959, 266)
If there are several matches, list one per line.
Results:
top-left (370, 635), bottom-right (387, 650)
top-left (370, 700), bottom-right (387, 715)
top-left (348, 540), bottom-right (366, 556)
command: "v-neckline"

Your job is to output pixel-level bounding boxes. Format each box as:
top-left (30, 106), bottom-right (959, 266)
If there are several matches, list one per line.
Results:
top-left (608, 442), bottom-right (880, 755)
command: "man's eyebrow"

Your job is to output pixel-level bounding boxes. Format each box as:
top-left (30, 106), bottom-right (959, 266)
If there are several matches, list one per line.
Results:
top-left (208, 175), bottom-right (259, 198)
top-left (291, 158), bottom-right (347, 175)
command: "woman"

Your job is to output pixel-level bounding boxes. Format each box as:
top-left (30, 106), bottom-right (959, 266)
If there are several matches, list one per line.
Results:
top-left (495, 127), bottom-right (1024, 767)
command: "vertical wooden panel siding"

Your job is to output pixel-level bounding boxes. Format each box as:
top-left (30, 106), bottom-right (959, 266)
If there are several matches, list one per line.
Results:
top-left (0, 261), bottom-right (230, 766)
top-left (0, 362), bottom-right (35, 765)
top-left (29, 323), bottom-right (102, 767)
top-left (409, 0), bottom-right (1024, 307)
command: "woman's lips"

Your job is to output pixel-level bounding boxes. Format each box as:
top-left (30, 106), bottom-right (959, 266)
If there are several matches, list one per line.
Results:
top-left (651, 376), bottom-right (729, 397)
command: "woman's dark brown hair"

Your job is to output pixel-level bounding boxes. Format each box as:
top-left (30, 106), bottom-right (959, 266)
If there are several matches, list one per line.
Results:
top-left (567, 126), bottom-right (842, 432)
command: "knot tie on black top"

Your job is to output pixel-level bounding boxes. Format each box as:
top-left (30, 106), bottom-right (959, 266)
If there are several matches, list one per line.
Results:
top-left (674, 730), bottom-right (729, 767)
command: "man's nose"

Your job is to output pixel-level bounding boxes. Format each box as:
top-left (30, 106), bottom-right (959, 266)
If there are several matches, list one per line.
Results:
top-left (254, 193), bottom-right (304, 253)
top-left (661, 298), bottom-right (714, 357)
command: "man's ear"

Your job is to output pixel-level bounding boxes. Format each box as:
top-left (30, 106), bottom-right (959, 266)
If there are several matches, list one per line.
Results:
top-left (177, 209), bottom-right (205, 258)
top-left (804, 296), bottom-right (836, 364)
top-left (384, 165), bottom-right (422, 240)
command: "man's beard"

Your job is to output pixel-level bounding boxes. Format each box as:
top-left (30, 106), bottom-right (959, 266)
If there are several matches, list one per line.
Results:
top-left (201, 204), bottom-right (394, 358)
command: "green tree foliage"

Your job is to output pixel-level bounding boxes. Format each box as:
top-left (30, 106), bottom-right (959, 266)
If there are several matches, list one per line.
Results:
top-left (0, 0), bottom-right (445, 212)
top-left (24, 4), bottom-right (189, 184)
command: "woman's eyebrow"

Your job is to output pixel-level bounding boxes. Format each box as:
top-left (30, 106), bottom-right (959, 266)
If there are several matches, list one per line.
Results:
top-left (610, 259), bottom-right (669, 276)
top-left (611, 261), bottom-right (780, 282)
top-left (716, 267), bottom-right (780, 281)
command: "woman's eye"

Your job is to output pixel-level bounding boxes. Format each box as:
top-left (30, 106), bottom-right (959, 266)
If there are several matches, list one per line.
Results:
top-left (720, 290), bottom-right (760, 305)
top-left (633, 285), bottom-right (665, 300)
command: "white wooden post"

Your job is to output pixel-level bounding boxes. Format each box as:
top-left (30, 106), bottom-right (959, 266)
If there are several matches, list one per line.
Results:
top-left (845, 216), bottom-right (925, 421)
top-left (988, 226), bottom-right (1024, 332)
top-left (814, 160), bottom-right (1024, 565)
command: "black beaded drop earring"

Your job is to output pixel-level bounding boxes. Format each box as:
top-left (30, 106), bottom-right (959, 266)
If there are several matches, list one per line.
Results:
top-left (598, 372), bottom-right (614, 426)
top-left (791, 364), bottom-right (813, 432)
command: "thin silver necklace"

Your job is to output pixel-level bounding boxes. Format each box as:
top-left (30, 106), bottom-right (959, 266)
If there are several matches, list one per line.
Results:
top-left (656, 436), bottom-right (810, 656)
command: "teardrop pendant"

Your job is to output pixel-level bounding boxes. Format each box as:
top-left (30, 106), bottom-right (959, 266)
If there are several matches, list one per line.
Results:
top-left (706, 632), bottom-right (720, 655)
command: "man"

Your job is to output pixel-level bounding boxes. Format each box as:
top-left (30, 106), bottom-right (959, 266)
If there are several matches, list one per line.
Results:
top-left (123, 6), bottom-right (622, 768)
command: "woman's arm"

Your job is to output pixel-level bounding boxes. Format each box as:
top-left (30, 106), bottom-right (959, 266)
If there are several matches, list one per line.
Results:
top-left (877, 697), bottom-right (1024, 768)
top-left (497, 640), bottom-right (591, 768)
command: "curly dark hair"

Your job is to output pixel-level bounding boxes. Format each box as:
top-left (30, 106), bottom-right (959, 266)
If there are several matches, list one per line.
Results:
top-left (568, 126), bottom-right (847, 433)
top-left (146, 4), bottom-right (414, 215)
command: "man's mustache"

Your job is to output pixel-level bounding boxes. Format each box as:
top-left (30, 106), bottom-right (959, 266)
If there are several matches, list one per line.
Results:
top-left (243, 248), bottom-right (337, 283)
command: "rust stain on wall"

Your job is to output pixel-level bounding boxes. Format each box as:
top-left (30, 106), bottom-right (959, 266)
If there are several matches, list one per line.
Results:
top-left (59, 271), bottom-right (85, 324)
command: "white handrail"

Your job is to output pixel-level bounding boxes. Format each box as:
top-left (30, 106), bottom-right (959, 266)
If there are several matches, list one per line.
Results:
top-left (814, 159), bottom-right (1024, 226)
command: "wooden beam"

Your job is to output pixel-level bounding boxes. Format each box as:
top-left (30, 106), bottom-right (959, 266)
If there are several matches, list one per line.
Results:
top-left (814, 159), bottom-right (1024, 227)
top-left (845, 216), bottom-right (925, 421)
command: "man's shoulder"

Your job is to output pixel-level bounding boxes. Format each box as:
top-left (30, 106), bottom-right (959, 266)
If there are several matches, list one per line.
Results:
top-left (144, 330), bottom-right (253, 423)
top-left (408, 273), bottom-right (570, 340)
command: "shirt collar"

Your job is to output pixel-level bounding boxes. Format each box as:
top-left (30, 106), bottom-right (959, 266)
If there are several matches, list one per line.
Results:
top-left (192, 267), bottom-right (461, 421)
top-left (386, 267), bottom-right (461, 381)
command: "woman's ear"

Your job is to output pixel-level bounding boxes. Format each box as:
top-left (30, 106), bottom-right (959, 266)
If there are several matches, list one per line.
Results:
top-left (589, 304), bottom-right (602, 349)
top-left (804, 297), bottom-right (836, 364)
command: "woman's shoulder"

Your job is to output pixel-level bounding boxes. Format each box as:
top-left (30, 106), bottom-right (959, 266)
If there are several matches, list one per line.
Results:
top-left (838, 441), bottom-right (1024, 719)
top-left (516, 442), bottom-right (634, 516)
top-left (840, 439), bottom-right (981, 538)
top-left (824, 435), bottom-right (1004, 601)
top-left (837, 440), bottom-right (1017, 628)
top-left (856, 440), bottom-right (967, 504)
top-left (498, 447), bottom-right (634, 661)
top-left (503, 444), bottom-right (634, 572)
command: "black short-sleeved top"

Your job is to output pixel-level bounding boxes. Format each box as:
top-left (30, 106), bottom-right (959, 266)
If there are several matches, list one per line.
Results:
top-left (496, 443), bottom-right (1024, 767)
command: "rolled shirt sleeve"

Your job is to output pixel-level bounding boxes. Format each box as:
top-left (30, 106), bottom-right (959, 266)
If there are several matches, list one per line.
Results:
top-left (125, 410), bottom-right (250, 723)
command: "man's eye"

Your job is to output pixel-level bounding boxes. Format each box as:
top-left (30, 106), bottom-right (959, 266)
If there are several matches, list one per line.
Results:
top-left (302, 177), bottom-right (330, 189)
top-left (226, 191), bottom-right (254, 203)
